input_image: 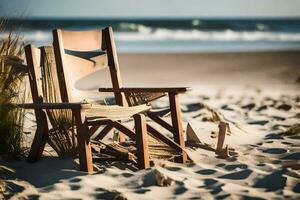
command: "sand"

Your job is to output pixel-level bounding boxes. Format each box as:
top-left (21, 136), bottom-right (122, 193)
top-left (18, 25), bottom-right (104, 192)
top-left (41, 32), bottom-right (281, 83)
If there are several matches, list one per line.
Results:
top-left (1, 51), bottom-right (300, 199)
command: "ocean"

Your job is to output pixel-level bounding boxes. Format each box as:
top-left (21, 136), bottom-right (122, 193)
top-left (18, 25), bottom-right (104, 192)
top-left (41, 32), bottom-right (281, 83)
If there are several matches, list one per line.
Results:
top-left (2, 18), bottom-right (300, 53)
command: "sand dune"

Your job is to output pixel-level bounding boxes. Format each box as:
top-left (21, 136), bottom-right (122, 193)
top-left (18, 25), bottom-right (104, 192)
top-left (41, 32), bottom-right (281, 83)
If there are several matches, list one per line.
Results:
top-left (1, 51), bottom-right (300, 199)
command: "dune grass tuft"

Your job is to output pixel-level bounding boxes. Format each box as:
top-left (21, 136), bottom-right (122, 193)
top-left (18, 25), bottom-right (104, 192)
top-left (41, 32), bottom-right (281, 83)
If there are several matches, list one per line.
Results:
top-left (0, 20), bottom-right (27, 160)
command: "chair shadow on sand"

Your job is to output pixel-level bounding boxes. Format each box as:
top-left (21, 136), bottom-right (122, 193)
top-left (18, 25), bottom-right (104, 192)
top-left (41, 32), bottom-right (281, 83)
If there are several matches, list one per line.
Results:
top-left (1, 156), bottom-right (83, 188)
top-left (1, 155), bottom-right (147, 199)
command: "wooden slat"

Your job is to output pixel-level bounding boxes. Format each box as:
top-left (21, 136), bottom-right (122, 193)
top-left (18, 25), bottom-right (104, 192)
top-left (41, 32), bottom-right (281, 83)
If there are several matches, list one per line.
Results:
top-left (24, 45), bottom-right (43, 103)
top-left (60, 29), bottom-right (102, 51)
top-left (124, 92), bottom-right (166, 106)
top-left (53, 29), bottom-right (71, 102)
top-left (148, 108), bottom-right (170, 117)
top-left (146, 124), bottom-right (183, 153)
top-left (98, 87), bottom-right (191, 93)
top-left (169, 92), bottom-right (187, 163)
top-left (112, 121), bottom-right (136, 140)
top-left (27, 110), bottom-right (48, 162)
top-left (103, 27), bottom-right (126, 142)
top-left (102, 27), bottom-right (125, 106)
top-left (18, 102), bottom-right (84, 110)
top-left (25, 45), bottom-right (48, 162)
top-left (134, 114), bottom-right (150, 169)
top-left (73, 109), bottom-right (93, 173)
top-left (94, 124), bottom-right (113, 140)
top-left (86, 119), bottom-right (111, 126)
top-left (147, 112), bottom-right (173, 133)
top-left (88, 125), bottom-right (100, 138)
top-left (217, 122), bottom-right (227, 152)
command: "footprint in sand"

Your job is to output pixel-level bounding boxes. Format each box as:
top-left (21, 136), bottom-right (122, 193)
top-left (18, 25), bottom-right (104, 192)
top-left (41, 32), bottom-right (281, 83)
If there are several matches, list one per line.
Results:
top-left (69, 178), bottom-right (81, 183)
top-left (247, 120), bottom-right (269, 125)
top-left (272, 116), bottom-right (286, 121)
top-left (183, 103), bottom-right (204, 112)
top-left (134, 188), bottom-right (151, 194)
top-left (166, 166), bottom-right (182, 171)
top-left (256, 105), bottom-right (268, 112)
top-left (241, 195), bottom-right (265, 200)
top-left (265, 140), bottom-right (274, 143)
top-left (203, 178), bottom-right (218, 186)
top-left (293, 183), bottom-right (300, 193)
top-left (216, 163), bottom-right (226, 167)
top-left (122, 172), bottom-right (134, 177)
top-left (223, 164), bottom-right (248, 171)
top-left (219, 169), bottom-right (253, 180)
top-left (254, 168), bottom-right (287, 192)
top-left (281, 152), bottom-right (300, 160)
top-left (196, 169), bottom-right (217, 175)
top-left (94, 188), bottom-right (122, 199)
top-left (174, 184), bottom-right (188, 195)
top-left (262, 148), bottom-right (287, 154)
top-left (199, 178), bottom-right (225, 196)
top-left (221, 105), bottom-right (234, 111)
top-left (277, 104), bottom-right (292, 111)
top-left (288, 135), bottom-right (300, 140)
top-left (281, 141), bottom-right (293, 145)
top-left (265, 133), bottom-right (284, 140)
top-left (27, 194), bottom-right (40, 200)
top-left (70, 184), bottom-right (81, 191)
top-left (241, 103), bottom-right (256, 110)
top-left (271, 160), bottom-right (282, 164)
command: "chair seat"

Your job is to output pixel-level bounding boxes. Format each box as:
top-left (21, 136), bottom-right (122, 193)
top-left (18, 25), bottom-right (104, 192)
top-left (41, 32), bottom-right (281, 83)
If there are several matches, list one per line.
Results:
top-left (84, 104), bottom-right (150, 121)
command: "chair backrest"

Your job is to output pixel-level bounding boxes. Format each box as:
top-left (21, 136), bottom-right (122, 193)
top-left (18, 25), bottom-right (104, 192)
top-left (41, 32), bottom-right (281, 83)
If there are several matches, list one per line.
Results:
top-left (25, 45), bottom-right (43, 104)
top-left (52, 27), bottom-right (124, 104)
top-left (25, 44), bottom-right (77, 157)
top-left (25, 45), bottom-right (62, 104)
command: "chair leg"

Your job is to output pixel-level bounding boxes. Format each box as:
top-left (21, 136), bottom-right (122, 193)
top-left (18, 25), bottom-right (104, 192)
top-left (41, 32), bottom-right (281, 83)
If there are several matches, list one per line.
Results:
top-left (134, 114), bottom-right (150, 169)
top-left (73, 110), bottom-right (93, 173)
top-left (28, 111), bottom-right (48, 162)
top-left (169, 92), bottom-right (187, 163)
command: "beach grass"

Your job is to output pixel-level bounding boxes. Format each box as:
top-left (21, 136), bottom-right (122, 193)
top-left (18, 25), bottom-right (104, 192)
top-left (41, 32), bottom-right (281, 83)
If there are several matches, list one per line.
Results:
top-left (0, 20), bottom-right (27, 161)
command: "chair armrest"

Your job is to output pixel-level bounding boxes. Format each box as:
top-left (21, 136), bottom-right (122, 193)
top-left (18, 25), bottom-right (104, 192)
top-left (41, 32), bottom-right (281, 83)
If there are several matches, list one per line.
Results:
top-left (17, 102), bottom-right (91, 110)
top-left (98, 87), bottom-right (191, 94)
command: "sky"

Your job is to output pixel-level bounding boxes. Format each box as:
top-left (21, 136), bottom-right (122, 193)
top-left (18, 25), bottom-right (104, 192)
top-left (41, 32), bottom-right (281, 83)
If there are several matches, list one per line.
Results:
top-left (1, 0), bottom-right (300, 19)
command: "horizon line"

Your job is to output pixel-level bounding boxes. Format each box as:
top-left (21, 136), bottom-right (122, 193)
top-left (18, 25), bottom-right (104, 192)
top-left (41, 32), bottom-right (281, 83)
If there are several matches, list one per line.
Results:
top-left (3, 16), bottom-right (300, 21)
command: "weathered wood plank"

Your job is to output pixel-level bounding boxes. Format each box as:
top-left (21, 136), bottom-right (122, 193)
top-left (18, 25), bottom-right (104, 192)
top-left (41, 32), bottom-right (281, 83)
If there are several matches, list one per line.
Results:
top-left (17, 102), bottom-right (84, 110)
top-left (94, 124), bottom-right (113, 140)
top-left (134, 114), bottom-right (150, 169)
top-left (73, 109), bottom-right (93, 173)
top-left (169, 92), bottom-right (187, 163)
top-left (112, 121), bottom-right (136, 140)
top-left (25, 45), bottom-right (48, 162)
top-left (98, 87), bottom-right (191, 93)
top-left (88, 125), bottom-right (101, 138)
top-left (147, 112), bottom-right (173, 133)
top-left (147, 124), bottom-right (183, 153)
top-left (216, 121), bottom-right (227, 152)
top-left (27, 111), bottom-right (48, 162)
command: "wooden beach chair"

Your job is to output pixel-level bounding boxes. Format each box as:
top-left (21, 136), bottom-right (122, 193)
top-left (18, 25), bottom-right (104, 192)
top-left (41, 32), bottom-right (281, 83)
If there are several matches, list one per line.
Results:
top-left (52, 27), bottom-right (190, 163)
top-left (23, 44), bottom-right (151, 173)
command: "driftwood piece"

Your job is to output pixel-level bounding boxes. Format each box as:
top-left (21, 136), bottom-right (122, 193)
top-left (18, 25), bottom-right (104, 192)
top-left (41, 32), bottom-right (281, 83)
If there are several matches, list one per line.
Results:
top-left (215, 121), bottom-right (230, 159)
top-left (154, 169), bottom-right (174, 187)
top-left (186, 123), bottom-right (201, 144)
top-left (91, 140), bottom-right (137, 164)
top-left (216, 121), bottom-right (227, 152)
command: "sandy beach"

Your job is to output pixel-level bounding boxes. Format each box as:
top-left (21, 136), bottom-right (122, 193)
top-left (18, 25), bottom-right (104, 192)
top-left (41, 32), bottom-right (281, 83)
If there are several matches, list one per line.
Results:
top-left (1, 51), bottom-right (300, 199)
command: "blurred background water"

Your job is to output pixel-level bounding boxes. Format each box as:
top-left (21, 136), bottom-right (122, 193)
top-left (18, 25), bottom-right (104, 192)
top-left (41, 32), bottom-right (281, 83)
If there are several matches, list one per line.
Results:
top-left (2, 18), bottom-right (300, 53)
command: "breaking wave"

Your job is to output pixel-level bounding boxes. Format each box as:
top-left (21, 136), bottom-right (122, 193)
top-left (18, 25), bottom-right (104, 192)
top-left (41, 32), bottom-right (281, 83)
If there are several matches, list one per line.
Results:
top-left (115, 25), bottom-right (300, 42)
